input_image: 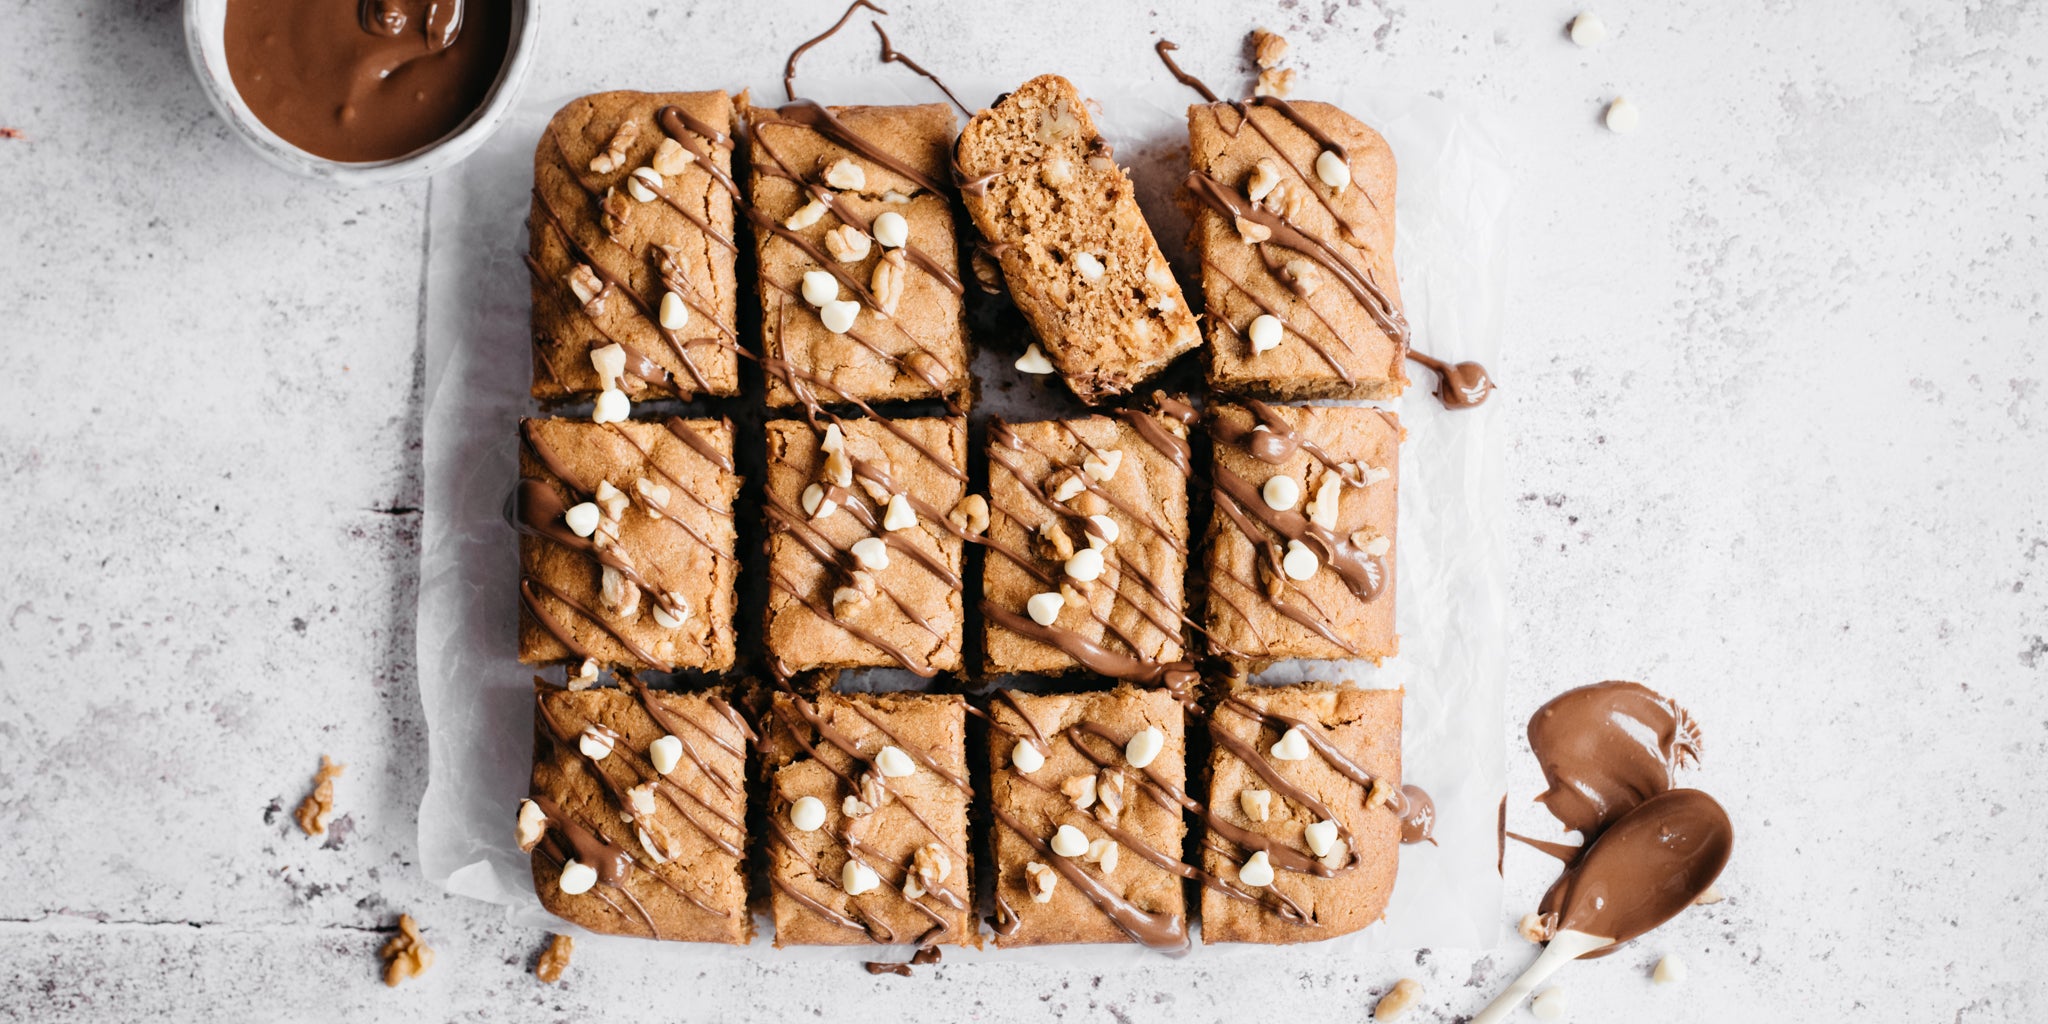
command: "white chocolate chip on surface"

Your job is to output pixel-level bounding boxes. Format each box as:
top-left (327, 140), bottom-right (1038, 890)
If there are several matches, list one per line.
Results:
top-left (819, 299), bottom-right (860, 334)
top-left (842, 860), bottom-right (881, 896)
top-left (1282, 539), bottom-right (1319, 580)
top-left (658, 290), bottom-right (690, 330)
top-left (851, 536), bottom-right (890, 570)
top-left (875, 745), bottom-right (916, 778)
top-left (842, 794), bottom-right (873, 818)
top-left (822, 158), bottom-right (866, 190)
top-left (1064, 547), bottom-right (1105, 582)
top-left (1086, 514), bottom-right (1119, 549)
top-left (1262, 474), bottom-right (1301, 512)
top-left (1529, 987), bottom-right (1567, 1020)
top-left (789, 794), bottom-right (827, 832)
top-left (1237, 850), bottom-right (1275, 888)
top-left (1605, 96), bottom-right (1641, 134)
top-left (563, 502), bottom-right (601, 538)
top-left (1051, 472), bottom-right (1087, 502)
top-left (801, 269), bottom-right (839, 307)
top-left (1240, 788), bottom-right (1272, 822)
top-left (1082, 449), bottom-right (1123, 482)
top-left (801, 483), bottom-right (837, 521)
top-left (1011, 739), bottom-right (1046, 774)
top-left (1270, 725), bottom-right (1312, 761)
top-left (1050, 824), bottom-right (1090, 858)
top-left (515, 798), bottom-right (547, 851)
top-left (589, 343), bottom-right (627, 389)
top-left (592, 388), bottom-right (630, 425)
top-left (1124, 727), bottom-right (1164, 769)
top-left (1319, 836), bottom-right (1349, 869)
top-left (1026, 592), bottom-right (1064, 626)
top-left (558, 859), bottom-right (598, 895)
top-left (784, 198), bottom-right (828, 230)
top-left (882, 493), bottom-right (917, 532)
top-left (872, 210), bottom-right (909, 248)
top-left (1248, 313), bottom-right (1284, 353)
top-left (578, 727), bottom-right (615, 761)
top-left (1653, 953), bottom-right (1686, 985)
top-left (1304, 818), bottom-right (1339, 857)
top-left (647, 734), bottom-right (682, 775)
top-left (1570, 11), bottom-right (1609, 46)
top-left (1015, 343), bottom-right (1056, 374)
top-left (1072, 252), bottom-right (1105, 283)
top-left (627, 166), bottom-right (661, 202)
top-left (651, 593), bottom-right (690, 629)
top-left (1315, 149), bottom-right (1352, 192)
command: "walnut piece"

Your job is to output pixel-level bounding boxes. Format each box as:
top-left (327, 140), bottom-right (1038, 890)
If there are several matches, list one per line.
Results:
top-left (1023, 860), bottom-right (1059, 902)
top-left (1234, 216), bottom-right (1272, 245)
top-left (1255, 67), bottom-right (1298, 99)
top-left (870, 249), bottom-right (906, 316)
top-left (649, 137), bottom-right (693, 176)
top-left (1033, 521), bottom-right (1077, 563)
top-left (588, 120), bottom-right (640, 175)
top-left (565, 264), bottom-right (606, 312)
top-left (824, 224), bottom-right (872, 263)
top-left (1373, 978), bottom-right (1423, 1020)
top-left (380, 914), bottom-right (434, 987)
top-left (294, 755), bottom-right (345, 835)
top-left (1251, 28), bottom-right (1290, 69)
top-left (534, 933), bottom-right (574, 984)
top-left (904, 842), bottom-right (951, 899)
top-left (1060, 772), bottom-right (1097, 811)
top-left (947, 494), bottom-right (989, 536)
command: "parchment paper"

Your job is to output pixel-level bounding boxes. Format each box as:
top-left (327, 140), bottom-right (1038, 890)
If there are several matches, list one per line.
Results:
top-left (417, 72), bottom-right (1510, 962)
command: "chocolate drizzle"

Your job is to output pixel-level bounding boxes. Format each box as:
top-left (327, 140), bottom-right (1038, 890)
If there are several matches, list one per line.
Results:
top-left (871, 22), bottom-right (971, 118)
top-left (782, 0), bottom-right (888, 102)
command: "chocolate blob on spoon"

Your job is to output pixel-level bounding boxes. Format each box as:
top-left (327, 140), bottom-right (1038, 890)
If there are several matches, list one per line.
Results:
top-left (1529, 680), bottom-right (1702, 838)
top-left (1471, 789), bottom-right (1732, 1024)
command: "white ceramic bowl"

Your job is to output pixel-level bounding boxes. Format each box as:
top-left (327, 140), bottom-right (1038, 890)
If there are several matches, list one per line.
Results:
top-left (183, 0), bottom-right (540, 185)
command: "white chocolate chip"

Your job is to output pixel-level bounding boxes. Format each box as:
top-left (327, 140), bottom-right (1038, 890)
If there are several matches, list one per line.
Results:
top-left (1240, 788), bottom-right (1272, 822)
top-left (1082, 449), bottom-right (1123, 482)
top-left (1072, 252), bottom-right (1105, 283)
top-left (558, 859), bottom-right (598, 895)
top-left (801, 483), bottom-right (838, 521)
top-left (578, 727), bottom-right (615, 761)
top-left (1570, 11), bottom-right (1609, 47)
top-left (1315, 149), bottom-right (1352, 192)
top-left (1248, 313), bottom-right (1284, 353)
top-left (819, 423), bottom-right (845, 454)
top-left (1011, 739), bottom-right (1046, 774)
top-left (842, 859), bottom-right (881, 896)
top-left (851, 536), bottom-right (890, 570)
top-left (822, 158), bottom-right (866, 190)
top-left (1309, 473), bottom-right (1342, 529)
top-left (1320, 836), bottom-right (1348, 869)
top-left (599, 565), bottom-right (639, 617)
top-left (651, 593), bottom-right (690, 629)
top-left (801, 269), bottom-right (839, 307)
top-left (627, 166), bottom-right (662, 202)
top-left (1246, 158), bottom-right (1280, 203)
top-left (882, 493), bottom-right (917, 532)
top-left (1529, 987), bottom-right (1567, 1021)
top-left (1262, 475), bottom-right (1300, 512)
top-left (592, 388), bottom-right (630, 424)
top-left (644, 734), bottom-right (682, 776)
top-left (1237, 850), bottom-right (1275, 888)
top-left (1051, 473), bottom-right (1087, 502)
top-left (1695, 883), bottom-right (1725, 905)
top-left (784, 198), bottom-right (828, 230)
top-left (1026, 592), bottom-right (1064, 626)
top-left (1050, 824), bottom-right (1090, 858)
top-left (1086, 514), bottom-right (1119, 550)
top-left (563, 502), bottom-right (601, 538)
top-left (1064, 547), bottom-right (1105, 583)
top-left (1653, 953), bottom-right (1686, 985)
top-left (1373, 978), bottom-right (1423, 1021)
top-left (820, 299), bottom-right (860, 334)
top-left (658, 290), bottom-right (691, 330)
top-left (1605, 96), bottom-right (1641, 134)
top-left (1015, 342), bottom-right (1056, 374)
top-left (1124, 726), bottom-right (1164, 769)
top-left (567, 658), bottom-right (599, 690)
top-left (875, 745), bottom-right (916, 778)
top-left (589, 343), bottom-right (627, 390)
top-left (1282, 539), bottom-right (1319, 580)
top-left (1304, 819), bottom-right (1339, 858)
top-left (841, 794), bottom-right (873, 818)
top-left (515, 798), bottom-right (548, 851)
top-left (634, 477), bottom-right (670, 514)
top-left (871, 210), bottom-right (910, 249)
top-left (1270, 725), bottom-right (1312, 761)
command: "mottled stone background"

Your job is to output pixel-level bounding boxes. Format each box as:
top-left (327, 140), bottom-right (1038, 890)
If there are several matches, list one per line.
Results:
top-left (1, 0), bottom-right (2043, 1020)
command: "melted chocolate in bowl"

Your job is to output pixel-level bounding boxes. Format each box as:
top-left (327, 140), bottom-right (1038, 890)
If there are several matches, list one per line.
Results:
top-left (224, 0), bottom-right (512, 163)
top-left (1539, 788), bottom-right (1732, 951)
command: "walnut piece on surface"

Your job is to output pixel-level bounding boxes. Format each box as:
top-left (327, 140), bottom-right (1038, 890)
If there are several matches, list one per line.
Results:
top-left (1251, 28), bottom-right (1290, 69)
top-left (380, 914), bottom-right (434, 987)
top-left (294, 755), bottom-right (345, 836)
top-left (1255, 67), bottom-right (1298, 99)
top-left (1373, 978), bottom-right (1423, 1020)
top-left (535, 933), bottom-right (574, 984)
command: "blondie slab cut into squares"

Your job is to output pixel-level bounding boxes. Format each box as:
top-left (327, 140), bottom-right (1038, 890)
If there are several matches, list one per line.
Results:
top-left (762, 416), bottom-right (968, 676)
top-left (987, 686), bottom-right (1189, 948)
top-left (981, 411), bottom-right (1193, 681)
top-left (1186, 98), bottom-right (1409, 400)
top-left (1203, 402), bottom-right (1399, 665)
top-left (516, 417), bottom-right (741, 673)
top-left (760, 689), bottom-right (973, 948)
top-left (521, 682), bottom-right (752, 943)
top-left (746, 101), bottom-right (970, 407)
top-left (957, 75), bottom-right (1200, 403)
top-left (1200, 681), bottom-right (1402, 944)
top-left (530, 90), bottom-right (742, 404)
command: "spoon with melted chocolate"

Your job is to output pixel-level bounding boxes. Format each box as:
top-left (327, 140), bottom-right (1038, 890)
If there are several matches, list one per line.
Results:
top-left (1471, 789), bottom-right (1732, 1024)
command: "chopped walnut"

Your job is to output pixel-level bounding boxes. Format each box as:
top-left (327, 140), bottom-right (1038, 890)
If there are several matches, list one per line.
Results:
top-left (1263, 179), bottom-right (1307, 221)
top-left (1061, 772), bottom-right (1098, 811)
top-left (1033, 521), bottom-right (1077, 562)
top-left (515, 799), bottom-right (548, 852)
top-left (832, 584), bottom-right (871, 618)
top-left (1255, 67), bottom-right (1298, 99)
top-left (857, 770), bottom-right (892, 811)
top-left (633, 477), bottom-right (671, 518)
top-left (870, 249), bottom-right (906, 316)
top-left (1094, 769), bottom-right (1126, 823)
top-left (294, 755), bottom-right (345, 835)
top-left (599, 565), bottom-right (641, 617)
top-left (380, 914), bottom-right (434, 987)
top-left (565, 264), bottom-right (606, 312)
top-left (947, 494), bottom-right (989, 536)
top-left (1373, 978), bottom-right (1423, 1020)
top-left (1518, 911), bottom-right (1559, 943)
top-left (649, 137), bottom-right (694, 175)
top-left (1258, 542), bottom-right (1289, 601)
top-left (971, 249), bottom-right (1004, 294)
top-left (1366, 776), bottom-right (1397, 811)
top-left (1023, 860), bottom-right (1059, 902)
top-left (588, 120), bottom-right (640, 175)
top-left (1281, 258), bottom-right (1321, 297)
top-left (904, 842), bottom-right (950, 899)
top-left (655, 244), bottom-right (693, 293)
top-left (824, 224), bottom-right (872, 263)
top-left (1251, 28), bottom-right (1290, 69)
top-left (534, 933), bottom-right (574, 984)
top-left (1234, 216), bottom-right (1272, 245)
top-left (1035, 99), bottom-right (1080, 143)
top-left (600, 187), bottom-right (632, 241)
top-left (1041, 156), bottom-right (1074, 187)
top-left (1060, 582), bottom-right (1089, 609)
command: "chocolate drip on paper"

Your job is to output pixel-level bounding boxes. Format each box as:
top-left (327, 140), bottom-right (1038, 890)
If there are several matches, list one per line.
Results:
top-left (871, 21), bottom-right (972, 119)
top-left (782, 0), bottom-right (889, 103)
top-left (1152, 40), bottom-right (1220, 103)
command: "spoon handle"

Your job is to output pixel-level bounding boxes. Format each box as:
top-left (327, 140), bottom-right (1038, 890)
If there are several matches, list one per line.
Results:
top-left (1468, 929), bottom-right (1610, 1024)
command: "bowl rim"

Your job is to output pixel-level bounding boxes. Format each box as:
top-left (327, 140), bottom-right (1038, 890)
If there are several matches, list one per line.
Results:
top-left (182, 0), bottom-right (540, 186)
